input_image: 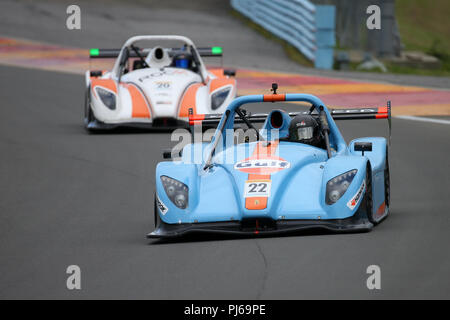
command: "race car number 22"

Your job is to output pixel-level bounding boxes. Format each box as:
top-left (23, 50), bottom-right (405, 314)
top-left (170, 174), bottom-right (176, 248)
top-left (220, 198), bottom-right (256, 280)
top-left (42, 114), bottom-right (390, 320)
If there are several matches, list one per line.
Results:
top-left (244, 181), bottom-right (271, 198)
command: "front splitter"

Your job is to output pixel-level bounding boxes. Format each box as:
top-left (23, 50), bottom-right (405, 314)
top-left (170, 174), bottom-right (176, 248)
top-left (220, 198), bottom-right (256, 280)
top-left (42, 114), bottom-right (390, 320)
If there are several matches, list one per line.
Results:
top-left (147, 217), bottom-right (373, 239)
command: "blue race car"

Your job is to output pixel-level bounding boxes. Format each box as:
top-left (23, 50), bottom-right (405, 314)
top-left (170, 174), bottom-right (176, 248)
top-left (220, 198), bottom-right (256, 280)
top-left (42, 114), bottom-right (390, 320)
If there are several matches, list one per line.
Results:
top-left (148, 87), bottom-right (391, 239)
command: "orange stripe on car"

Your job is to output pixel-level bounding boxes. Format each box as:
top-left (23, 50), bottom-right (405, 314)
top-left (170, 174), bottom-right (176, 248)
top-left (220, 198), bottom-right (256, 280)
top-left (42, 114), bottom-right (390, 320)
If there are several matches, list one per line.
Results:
top-left (209, 78), bottom-right (236, 93)
top-left (126, 83), bottom-right (151, 118)
top-left (188, 114), bottom-right (205, 125)
top-left (251, 140), bottom-right (280, 158)
top-left (378, 106), bottom-right (388, 114)
top-left (208, 68), bottom-right (225, 78)
top-left (245, 196), bottom-right (269, 210)
top-left (91, 78), bottom-right (117, 98)
top-left (376, 201), bottom-right (386, 216)
top-left (263, 94), bottom-right (286, 102)
top-left (178, 83), bottom-right (204, 117)
top-left (245, 141), bottom-right (279, 210)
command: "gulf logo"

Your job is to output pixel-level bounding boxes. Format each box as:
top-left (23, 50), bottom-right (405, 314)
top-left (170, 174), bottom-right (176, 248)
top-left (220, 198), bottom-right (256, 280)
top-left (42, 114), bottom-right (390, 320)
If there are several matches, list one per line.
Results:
top-left (234, 156), bottom-right (291, 174)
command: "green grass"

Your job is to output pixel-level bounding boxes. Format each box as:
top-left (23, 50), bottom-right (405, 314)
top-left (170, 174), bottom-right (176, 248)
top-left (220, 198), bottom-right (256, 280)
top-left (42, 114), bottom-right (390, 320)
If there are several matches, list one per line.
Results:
top-left (385, 63), bottom-right (450, 77)
top-left (396, 0), bottom-right (450, 53)
top-left (390, 0), bottom-right (450, 76)
top-left (232, 3), bottom-right (450, 76)
top-left (344, 0), bottom-right (450, 76)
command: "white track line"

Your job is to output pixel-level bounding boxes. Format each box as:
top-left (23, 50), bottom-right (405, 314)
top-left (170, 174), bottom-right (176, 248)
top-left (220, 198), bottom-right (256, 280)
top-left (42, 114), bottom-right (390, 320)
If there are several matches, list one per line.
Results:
top-left (395, 115), bottom-right (450, 125)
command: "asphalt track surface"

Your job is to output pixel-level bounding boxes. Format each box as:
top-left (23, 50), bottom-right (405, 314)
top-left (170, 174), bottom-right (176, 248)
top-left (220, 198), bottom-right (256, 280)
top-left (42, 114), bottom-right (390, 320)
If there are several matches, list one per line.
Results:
top-left (1, 0), bottom-right (450, 299)
top-left (1, 65), bottom-right (449, 299)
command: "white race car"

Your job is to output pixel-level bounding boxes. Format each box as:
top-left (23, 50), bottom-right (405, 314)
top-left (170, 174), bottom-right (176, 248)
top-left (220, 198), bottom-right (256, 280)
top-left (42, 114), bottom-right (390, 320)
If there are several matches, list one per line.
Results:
top-left (84, 35), bottom-right (237, 130)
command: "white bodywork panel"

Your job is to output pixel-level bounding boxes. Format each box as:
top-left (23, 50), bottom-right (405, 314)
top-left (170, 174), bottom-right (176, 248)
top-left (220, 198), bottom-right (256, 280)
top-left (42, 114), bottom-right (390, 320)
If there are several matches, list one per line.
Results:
top-left (86, 35), bottom-right (236, 126)
top-left (122, 67), bottom-right (201, 118)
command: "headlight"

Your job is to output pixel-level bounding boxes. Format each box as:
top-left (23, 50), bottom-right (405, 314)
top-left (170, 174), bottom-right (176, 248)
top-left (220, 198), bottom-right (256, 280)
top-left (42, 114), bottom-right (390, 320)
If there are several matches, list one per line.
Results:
top-left (211, 87), bottom-right (231, 110)
top-left (325, 169), bottom-right (357, 205)
top-left (95, 87), bottom-right (116, 110)
top-left (161, 175), bottom-right (189, 209)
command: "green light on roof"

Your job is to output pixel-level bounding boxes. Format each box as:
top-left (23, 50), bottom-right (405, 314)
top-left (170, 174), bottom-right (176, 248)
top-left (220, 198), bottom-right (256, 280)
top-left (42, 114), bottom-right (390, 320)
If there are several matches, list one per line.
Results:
top-left (212, 47), bottom-right (223, 55)
top-left (90, 48), bottom-right (100, 56)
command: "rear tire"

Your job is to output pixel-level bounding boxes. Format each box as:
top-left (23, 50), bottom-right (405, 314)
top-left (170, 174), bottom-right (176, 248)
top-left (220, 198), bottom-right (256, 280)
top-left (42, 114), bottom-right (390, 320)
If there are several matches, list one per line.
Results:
top-left (384, 147), bottom-right (390, 207)
top-left (365, 164), bottom-right (377, 225)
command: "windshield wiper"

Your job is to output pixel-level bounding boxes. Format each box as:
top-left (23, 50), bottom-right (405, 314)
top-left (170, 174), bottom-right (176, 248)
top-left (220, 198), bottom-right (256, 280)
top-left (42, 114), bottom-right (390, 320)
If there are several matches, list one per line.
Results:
top-left (130, 45), bottom-right (149, 68)
top-left (118, 47), bottom-right (129, 82)
top-left (203, 108), bottom-right (265, 170)
top-left (235, 108), bottom-right (263, 141)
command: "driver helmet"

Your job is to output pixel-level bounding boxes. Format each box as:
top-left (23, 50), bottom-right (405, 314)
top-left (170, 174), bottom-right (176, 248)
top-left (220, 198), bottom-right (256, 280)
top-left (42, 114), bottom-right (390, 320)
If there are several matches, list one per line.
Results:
top-left (288, 114), bottom-right (321, 147)
top-left (175, 54), bottom-right (189, 69)
top-left (174, 46), bottom-right (189, 69)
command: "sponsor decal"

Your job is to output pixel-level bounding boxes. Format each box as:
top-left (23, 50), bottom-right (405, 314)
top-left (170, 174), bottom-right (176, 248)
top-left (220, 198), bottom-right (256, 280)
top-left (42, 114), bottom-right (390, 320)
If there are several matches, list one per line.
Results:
top-left (234, 156), bottom-right (290, 174)
top-left (347, 180), bottom-right (365, 210)
top-left (155, 81), bottom-right (171, 90)
top-left (139, 73), bottom-right (163, 82)
top-left (156, 194), bottom-right (169, 215)
top-left (156, 101), bottom-right (172, 105)
top-left (138, 70), bottom-right (188, 82)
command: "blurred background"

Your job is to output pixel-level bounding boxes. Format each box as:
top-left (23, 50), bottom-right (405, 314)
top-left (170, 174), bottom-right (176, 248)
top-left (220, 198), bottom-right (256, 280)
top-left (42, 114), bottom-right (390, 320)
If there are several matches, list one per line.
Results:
top-left (232, 0), bottom-right (449, 75)
top-left (0, 0), bottom-right (449, 300)
top-left (1, 0), bottom-right (449, 77)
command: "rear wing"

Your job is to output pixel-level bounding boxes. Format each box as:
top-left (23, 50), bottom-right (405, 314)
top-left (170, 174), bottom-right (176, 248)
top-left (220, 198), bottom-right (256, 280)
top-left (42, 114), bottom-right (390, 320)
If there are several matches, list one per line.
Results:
top-left (189, 102), bottom-right (391, 124)
top-left (189, 101), bottom-right (392, 143)
top-left (89, 47), bottom-right (223, 58)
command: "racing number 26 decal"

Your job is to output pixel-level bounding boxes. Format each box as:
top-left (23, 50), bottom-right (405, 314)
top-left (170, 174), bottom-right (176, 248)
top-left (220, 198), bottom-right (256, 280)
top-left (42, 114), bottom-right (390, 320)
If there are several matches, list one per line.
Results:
top-left (155, 81), bottom-right (171, 89)
top-left (244, 180), bottom-right (271, 198)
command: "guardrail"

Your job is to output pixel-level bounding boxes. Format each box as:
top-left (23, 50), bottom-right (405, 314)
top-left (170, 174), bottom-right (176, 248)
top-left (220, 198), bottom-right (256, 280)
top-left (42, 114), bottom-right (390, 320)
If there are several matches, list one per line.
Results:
top-left (231, 0), bottom-right (335, 69)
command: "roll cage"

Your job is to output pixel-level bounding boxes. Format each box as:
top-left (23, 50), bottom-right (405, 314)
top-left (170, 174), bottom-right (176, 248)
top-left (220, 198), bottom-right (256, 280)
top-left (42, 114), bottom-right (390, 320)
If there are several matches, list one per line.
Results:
top-left (202, 93), bottom-right (348, 170)
top-left (111, 35), bottom-right (209, 83)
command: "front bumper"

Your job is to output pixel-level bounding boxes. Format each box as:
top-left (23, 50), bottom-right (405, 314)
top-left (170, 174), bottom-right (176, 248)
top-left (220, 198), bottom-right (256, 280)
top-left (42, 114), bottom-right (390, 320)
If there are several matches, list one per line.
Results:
top-left (148, 215), bottom-right (373, 239)
top-left (148, 181), bottom-right (375, 240)
top-left (86, 118), bottom-right (189, 131)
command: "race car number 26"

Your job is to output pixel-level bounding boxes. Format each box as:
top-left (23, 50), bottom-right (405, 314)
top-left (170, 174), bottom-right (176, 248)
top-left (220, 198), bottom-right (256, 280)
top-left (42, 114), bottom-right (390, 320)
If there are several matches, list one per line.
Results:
top-left (244, 181), bottom-right (271, 198)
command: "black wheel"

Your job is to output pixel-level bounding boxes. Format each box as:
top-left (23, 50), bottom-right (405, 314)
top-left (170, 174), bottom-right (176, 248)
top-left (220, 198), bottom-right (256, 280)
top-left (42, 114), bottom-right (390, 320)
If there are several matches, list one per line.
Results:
top-left (84, 86), bottom-right (94, 130)
top-left (154, 193), bottom-right (160, 229)
top-left (365, 164), bottom-right (377, 225)
top-left (384, 147), bottom-right (390, 207)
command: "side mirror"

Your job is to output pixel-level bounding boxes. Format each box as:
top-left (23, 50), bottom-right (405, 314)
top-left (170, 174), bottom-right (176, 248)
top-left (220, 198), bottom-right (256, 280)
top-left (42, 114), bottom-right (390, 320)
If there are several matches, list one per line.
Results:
top-left (162, 149), bottom-right (182, 159)
top-left (224, 69), bottom-right (236, 77)
top-left (163, 149), bottom-right (172, 159)
top-left (90, 70), bottom-right (102, 77)
top-left (354, 142), bottom-right (372, 156)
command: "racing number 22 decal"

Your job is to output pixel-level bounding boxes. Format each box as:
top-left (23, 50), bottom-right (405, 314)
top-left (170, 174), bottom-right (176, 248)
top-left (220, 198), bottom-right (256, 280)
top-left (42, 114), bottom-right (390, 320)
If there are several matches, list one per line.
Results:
top-left (242, 141), bottom-right (281, 210)
top-left (244, 180), bottom-right (271, 198)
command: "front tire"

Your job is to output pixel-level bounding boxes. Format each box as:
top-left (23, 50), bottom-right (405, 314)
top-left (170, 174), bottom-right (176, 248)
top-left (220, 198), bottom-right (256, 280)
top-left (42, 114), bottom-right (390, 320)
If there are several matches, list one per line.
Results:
top-left (154, 193), bottom-right (161, 229)
top-left (84, 86), bottom-right (95, 131)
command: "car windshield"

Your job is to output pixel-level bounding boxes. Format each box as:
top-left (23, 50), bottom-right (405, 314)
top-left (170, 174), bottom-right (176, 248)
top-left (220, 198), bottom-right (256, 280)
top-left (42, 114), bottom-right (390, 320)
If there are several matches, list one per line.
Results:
top-left (120, 40), bottom-right (202, 75)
